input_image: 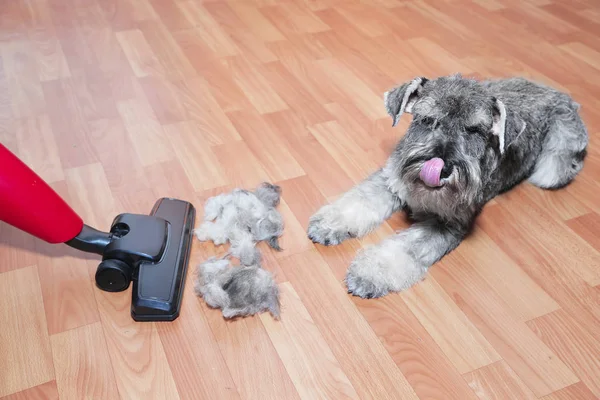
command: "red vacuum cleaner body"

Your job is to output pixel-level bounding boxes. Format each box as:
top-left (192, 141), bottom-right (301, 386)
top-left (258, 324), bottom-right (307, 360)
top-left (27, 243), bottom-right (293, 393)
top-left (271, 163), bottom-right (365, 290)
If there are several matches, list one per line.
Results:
top-left (0, 143), bottom-right (196, 322)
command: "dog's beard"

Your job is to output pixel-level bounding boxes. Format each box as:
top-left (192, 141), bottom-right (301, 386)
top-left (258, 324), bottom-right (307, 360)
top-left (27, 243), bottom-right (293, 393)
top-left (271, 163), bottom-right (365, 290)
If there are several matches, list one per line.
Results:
top-left (399, 155), bottom-right (482, 221)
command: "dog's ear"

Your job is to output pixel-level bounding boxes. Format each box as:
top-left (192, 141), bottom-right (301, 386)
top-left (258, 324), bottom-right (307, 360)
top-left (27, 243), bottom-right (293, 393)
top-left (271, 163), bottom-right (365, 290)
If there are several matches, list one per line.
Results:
top-left (491, 97), bottom-right (507, 155)
top-left (492, 98), bottom-right (527, 155)
top-left (384, 77), bottom-right (428, 127)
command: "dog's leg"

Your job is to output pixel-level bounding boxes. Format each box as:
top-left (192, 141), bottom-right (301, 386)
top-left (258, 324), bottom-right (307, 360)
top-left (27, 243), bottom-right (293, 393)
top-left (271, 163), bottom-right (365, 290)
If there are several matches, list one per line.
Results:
top-left (307, 169), bottom-right (402, 245)
top-left (528, 113), bottom-right (588, 190)
top-left (345, 219), bottom-right (467, 298)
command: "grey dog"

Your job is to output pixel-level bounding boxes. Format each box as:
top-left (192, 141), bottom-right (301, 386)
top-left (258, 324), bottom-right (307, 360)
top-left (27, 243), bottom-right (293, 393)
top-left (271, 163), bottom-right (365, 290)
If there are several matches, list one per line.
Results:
top-left (307, 74), bottom-right (588, 299)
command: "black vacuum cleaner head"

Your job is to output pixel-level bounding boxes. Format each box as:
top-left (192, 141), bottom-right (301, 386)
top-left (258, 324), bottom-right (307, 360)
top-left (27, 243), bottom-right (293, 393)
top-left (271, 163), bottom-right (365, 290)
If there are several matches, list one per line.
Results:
top-left (67, 198), bottom-right (196, 322)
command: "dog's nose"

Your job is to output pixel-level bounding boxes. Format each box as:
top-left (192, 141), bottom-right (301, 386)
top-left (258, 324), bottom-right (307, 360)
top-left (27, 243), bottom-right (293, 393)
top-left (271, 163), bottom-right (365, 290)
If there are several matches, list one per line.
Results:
top-left (440, 163), bottom-right (453, 179)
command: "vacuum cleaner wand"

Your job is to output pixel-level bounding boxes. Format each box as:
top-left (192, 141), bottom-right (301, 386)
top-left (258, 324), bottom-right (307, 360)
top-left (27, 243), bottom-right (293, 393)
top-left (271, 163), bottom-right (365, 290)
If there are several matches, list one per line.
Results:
top-left (0, 143), bottom-right (195, 322)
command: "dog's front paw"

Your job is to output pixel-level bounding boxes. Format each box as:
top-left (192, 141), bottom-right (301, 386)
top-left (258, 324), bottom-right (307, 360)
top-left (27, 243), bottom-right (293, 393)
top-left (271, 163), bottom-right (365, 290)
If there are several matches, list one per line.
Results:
top-left (307, 205), bottom-right (353, 246)
top-left (345, 240), bottom-right (426, 298)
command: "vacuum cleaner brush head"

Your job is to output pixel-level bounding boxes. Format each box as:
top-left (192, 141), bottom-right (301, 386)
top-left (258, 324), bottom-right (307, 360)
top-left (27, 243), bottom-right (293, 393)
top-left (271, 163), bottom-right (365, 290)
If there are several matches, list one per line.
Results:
top-left (67, 198), bottom-right (196, 322)
top-left (130, 198), bottom-right (196, 321)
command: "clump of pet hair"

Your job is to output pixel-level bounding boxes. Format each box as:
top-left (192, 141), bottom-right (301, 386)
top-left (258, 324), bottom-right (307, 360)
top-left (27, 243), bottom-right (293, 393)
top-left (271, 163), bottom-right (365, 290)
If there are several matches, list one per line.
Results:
top-left (194, 182), bottom-right (284, 265)
top-left (194, 256), bottom-right (281, 320)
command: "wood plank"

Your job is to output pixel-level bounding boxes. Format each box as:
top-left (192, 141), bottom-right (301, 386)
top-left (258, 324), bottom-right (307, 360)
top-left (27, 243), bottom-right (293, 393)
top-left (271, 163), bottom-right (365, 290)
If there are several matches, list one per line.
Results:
top-left (204, 2), bottom-right (278, 64)
top-left (1, 381), bottom-right (59, 400)
top-left (308, 120), bottom-right (381, 184)
top-left (432, 251), bottom-right (579, 397)
top-left (260, 282), bottom-right (359, 399)
top-left (136, 19), bottom-right (198, 81)
top-left (115, 29), bottom-right (164, 78)
top-left (171, 77), bottom-right (241, 145)
top-left (200, 301), bottom-right (301, 400)
top-left (273, 198), bottom-right (315, 260)
top-left (260, 2), bottom-right (330, 35)
top-left (221, 55), bottom-right (288, 114)
top-left (148, 0), bottom-right (194, 32)
top-left (51, 323), bottom-right (120, 400)
top-left (212, 140), bottom-right (271, 189)
top-left (566, 212), bottom-right (600, 253)
top-left (494, 188), bottom-right (600, 286)
top-left (315, 58), bottom-right (388, 121)
top-left (278, 250), bottom-right (419, 399)
top-left (144, 159), bottom-right (197, 203)
top-left (163, 120), bottom-right (227, 192)
top-left (478, 203), bottom-right (600, 340)
top-left (156, 266), bottom-right (240, 400)
top-left (29, 8), bottom-right (71, 82)
top-left (138, 76), bottom-right (187, 125)
top-left (463, 360), bottom-right (537, 400)
top-left (454, 224), bottom-right (561, 322)
top-left (1, 40), bottom-right (45, 118)
top-left (402, 277), bottom-right (502, 374)
top-left (226, 109), bottom-right (305, 182)
top-left (36, 247), bottom-right (100, 335)
top-left (519, 180), bottom-right (591, 221)
top-left (93, 277), bottom-right (181, 400)
top-left (275, 174), bottom-right (364, 281)
top-left (355, 293), bottom-right (481, 400)
top-left (264, 111), bottom-right (352, 199)
top-left (41, 78), bottom-right (97, 169)
top-left (15, 114), bottom-right (64, 184)
top-left (0, 222), bottom-right (38, 274)
top-left (259, 61), bottom-right (332, 125)
top-left (227, 1), bottom-right (286, 42)
top-left (88, 117), bottom-right (150, 198)
top-left (527, 309), bottom-right (600, 398)
top-left (117, 97), bottom-right (174, 167)
top-left (64, 163), bottom-right (119, 230)
top-left (176, 2), bottom-right (239, 57)
top-left (0, 266), bottom-right (54, 398)
top-left (99, 0), bottom-right (158, 31)
top-left (541, 382), bottom-right (598, 400)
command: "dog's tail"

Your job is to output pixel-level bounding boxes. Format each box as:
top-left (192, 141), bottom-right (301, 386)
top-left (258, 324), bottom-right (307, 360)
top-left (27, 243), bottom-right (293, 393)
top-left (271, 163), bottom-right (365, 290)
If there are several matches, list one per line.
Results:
top-left (267, 236), bottom-right (283, 251)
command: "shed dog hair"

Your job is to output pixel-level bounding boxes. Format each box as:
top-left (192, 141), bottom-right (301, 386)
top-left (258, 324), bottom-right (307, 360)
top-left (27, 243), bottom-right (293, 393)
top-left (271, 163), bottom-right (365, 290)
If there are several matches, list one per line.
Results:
top-left (195, 182), bottom-right (284, 265)
top-left (195, 256), bottom-right (281, 319)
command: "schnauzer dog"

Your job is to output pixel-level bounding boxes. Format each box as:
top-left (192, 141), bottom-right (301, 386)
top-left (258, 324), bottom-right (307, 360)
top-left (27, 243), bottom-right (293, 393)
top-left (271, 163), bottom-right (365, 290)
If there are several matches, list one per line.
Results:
top-left (307, 74), bottom-right (588, 299)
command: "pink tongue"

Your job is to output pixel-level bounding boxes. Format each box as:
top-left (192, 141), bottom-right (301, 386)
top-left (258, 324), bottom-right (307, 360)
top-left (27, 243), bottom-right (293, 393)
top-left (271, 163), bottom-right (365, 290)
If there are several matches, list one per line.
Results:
top-left (420, 158), bottom-right (444, 187)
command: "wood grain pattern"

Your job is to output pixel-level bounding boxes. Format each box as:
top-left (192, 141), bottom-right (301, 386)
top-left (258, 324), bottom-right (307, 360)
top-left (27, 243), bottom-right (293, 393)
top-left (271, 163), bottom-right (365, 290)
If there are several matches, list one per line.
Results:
top-left (2, 0), bottom-right (600, 398)
top-left (94, 284), bottom-right (181, 400)
top-left (355, 293), bottom-right (481, 400)
top-left (0, 266), bottom-right (54, 398)
top-left (51, 323), bottom-right (120, 400)
top-left (36, 250), bottom-right (100, 335)
top-left (432, 252), bottom-right (579, 397)
top-left (527, 309), bottom-right (600, 398)
top-left (260, 282), bottom-right (359, 399)
top-left (1, 381), bottom-right (59, 400)
top-left (15, 115), bottom-right (63, 183)
top-left (402, 277), bottom-right (502, 374)
top-left (279, 250), bottom-right (420, 399)
top-left (452, 224), bottom-right (561, 322)
top-left (202, 302), bottom-right (300, 400)
top-left (463, 360), bottom-right (537, 400)
top-left (541, 382), bottom-right (599, 400)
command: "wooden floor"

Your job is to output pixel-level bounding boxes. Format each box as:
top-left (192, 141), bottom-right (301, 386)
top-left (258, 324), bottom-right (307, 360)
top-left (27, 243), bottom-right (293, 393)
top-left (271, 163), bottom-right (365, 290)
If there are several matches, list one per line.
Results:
top-left (1, 0), bottom-right (600, 398)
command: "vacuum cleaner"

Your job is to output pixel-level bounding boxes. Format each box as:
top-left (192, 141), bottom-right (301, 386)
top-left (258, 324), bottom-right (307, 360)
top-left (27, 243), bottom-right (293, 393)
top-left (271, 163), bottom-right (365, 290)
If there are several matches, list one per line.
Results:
top-left (0, 143), bottom-right (196, 322)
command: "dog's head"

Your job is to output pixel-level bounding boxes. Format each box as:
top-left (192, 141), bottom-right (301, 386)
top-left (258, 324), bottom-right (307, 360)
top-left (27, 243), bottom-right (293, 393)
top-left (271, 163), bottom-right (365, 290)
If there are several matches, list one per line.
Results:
top-left (384, 74), bottom-right (520, 216)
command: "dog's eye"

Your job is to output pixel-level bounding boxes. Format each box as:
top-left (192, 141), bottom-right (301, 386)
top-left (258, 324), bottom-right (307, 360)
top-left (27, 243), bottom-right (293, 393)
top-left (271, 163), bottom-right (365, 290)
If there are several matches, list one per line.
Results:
top-left (466, 126), bottom-right (483, 135)
top-left (421, 117), bottom-right (435, 126)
